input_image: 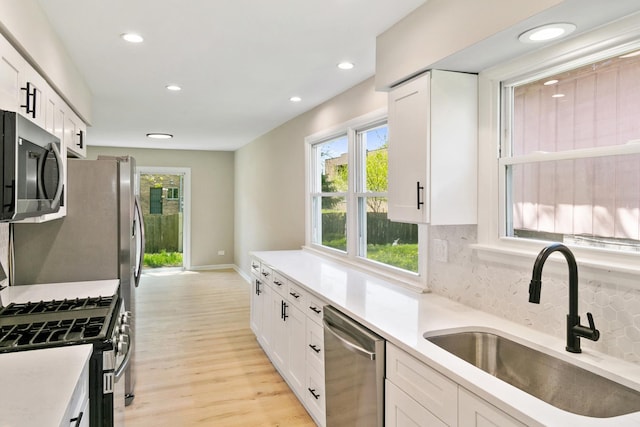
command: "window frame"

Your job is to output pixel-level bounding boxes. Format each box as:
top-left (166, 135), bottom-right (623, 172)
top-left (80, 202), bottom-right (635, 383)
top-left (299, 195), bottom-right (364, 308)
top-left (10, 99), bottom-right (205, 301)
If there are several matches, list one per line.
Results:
top-left (305, 108), bottom-right (428, 290)
top-left (476, 15), bottom-right (640, 288)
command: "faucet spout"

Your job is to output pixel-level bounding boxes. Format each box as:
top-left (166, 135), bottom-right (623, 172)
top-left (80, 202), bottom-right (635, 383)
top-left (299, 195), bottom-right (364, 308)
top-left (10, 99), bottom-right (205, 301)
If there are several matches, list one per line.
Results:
top-left (529, 243), bottom-right (599, 353)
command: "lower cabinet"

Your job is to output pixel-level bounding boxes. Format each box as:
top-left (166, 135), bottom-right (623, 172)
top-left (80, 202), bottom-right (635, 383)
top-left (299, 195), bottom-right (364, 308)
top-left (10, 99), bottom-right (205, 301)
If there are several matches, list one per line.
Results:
top-left (60, 355), bottom-right (90, 427)
top-left (386, 343), bottom-right (526, 427)
top-left (250, 259), bottom-right (327, 427)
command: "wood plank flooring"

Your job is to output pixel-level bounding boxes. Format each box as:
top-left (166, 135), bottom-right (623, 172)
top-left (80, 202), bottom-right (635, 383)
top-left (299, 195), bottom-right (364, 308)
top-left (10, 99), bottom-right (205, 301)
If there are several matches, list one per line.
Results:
top-left (125, 268), bottom-right (315, 426)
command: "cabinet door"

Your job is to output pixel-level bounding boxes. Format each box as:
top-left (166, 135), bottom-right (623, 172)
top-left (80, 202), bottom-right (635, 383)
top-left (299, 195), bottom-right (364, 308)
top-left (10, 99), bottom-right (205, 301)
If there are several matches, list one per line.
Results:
top-left (270, 293), bottom-right (288, 370)
top-left (459, 388), bottom-right (526, 427)
top-left (250, 276), bottom-right (264, 338)
top-left (286, 304), bottom-right (306, 396)
top-left (306, 319), bottom-right (324, 375)
top-left (385, 380), bottom-right (447, 427)
top-left (0, 35), bottom-right (26, 112)
top-left (387, 72), bottom-right (430, 224)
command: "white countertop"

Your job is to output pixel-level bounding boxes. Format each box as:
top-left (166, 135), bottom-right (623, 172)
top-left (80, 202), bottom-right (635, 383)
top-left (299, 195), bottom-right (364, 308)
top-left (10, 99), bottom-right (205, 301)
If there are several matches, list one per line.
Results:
top-left (253, 249), bottom-right (640, 427)
top-left (0, 279), bottom-right (119, 426)
top-left (0, 345), bottom-right (93, 427)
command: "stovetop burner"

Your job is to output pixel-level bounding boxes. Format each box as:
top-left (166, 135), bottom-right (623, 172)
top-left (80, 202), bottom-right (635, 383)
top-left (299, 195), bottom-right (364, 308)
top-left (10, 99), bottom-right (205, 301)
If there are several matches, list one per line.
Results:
top-left (0, 296), bottom-right (119, 353)
top-left (0, 296), bottom-right (114, 316)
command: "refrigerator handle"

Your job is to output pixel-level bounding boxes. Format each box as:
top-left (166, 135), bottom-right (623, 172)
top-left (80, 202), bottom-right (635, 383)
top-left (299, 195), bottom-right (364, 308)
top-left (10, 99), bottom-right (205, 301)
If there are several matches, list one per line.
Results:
top-left (133, 195), bottom-right (145, 287)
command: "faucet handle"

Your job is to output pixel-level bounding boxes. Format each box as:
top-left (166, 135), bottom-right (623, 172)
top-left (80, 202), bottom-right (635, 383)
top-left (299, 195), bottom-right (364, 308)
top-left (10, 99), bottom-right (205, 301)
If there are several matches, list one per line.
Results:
top-left (585, 312), bottom-right (600, 341)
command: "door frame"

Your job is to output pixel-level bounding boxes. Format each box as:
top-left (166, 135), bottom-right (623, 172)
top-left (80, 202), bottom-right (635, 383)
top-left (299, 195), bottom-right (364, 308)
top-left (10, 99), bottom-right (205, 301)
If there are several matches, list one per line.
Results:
top-left (136, 166), bottom-right (192, 270)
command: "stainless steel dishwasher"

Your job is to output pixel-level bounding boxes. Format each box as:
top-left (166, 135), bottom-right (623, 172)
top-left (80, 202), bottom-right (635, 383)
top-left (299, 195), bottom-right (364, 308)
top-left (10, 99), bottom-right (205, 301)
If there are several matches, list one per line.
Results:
top-left (323, 305), bottom-right (385, 427)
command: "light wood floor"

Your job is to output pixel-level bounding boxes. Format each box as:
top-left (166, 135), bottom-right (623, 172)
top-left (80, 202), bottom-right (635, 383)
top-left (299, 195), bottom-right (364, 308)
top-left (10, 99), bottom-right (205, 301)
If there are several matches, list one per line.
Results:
top-left (125, 268), bottom-right (315, 426)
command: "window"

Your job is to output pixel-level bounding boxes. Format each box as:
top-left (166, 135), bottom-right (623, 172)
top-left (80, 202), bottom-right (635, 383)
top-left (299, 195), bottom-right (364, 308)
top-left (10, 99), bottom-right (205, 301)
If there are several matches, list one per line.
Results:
top-left (477, 20), bottom-right (640, 279)
top-left (166, 187), bottom-right (179, 200)
top-left (308, 111), bottom-right (421, 278)
top-left (502, 49), bottom-right (640, 253)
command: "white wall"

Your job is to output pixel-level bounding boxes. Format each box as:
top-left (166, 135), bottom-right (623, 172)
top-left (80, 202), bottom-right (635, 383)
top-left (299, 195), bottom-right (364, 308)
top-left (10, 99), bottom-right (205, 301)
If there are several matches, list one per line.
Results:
top-left (87, 146), bottom-right (234, 268)
top-left (234, 77), bottom-right (387, 273)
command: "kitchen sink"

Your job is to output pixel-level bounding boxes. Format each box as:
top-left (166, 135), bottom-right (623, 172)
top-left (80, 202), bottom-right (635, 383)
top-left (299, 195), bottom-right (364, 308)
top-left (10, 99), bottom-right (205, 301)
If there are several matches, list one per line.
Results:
top-left (424, 330), bottom-right (640, 418)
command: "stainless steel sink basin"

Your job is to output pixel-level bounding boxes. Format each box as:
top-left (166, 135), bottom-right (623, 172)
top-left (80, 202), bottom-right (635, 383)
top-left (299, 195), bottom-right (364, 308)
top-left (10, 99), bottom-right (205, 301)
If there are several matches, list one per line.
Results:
top-left (425, 330), bottom-right (640, 418)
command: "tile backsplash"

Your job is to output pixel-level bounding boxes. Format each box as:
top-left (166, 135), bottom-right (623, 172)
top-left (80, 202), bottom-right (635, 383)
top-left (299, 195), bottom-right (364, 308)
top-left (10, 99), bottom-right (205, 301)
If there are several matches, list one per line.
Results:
top-left (428, 225), bottom-right (640, 365)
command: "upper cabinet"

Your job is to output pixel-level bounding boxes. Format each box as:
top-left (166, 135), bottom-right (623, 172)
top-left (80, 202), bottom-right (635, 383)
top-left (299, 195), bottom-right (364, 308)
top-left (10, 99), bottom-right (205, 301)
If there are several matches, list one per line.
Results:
top-left (387, 70), bottom-right (477, 225)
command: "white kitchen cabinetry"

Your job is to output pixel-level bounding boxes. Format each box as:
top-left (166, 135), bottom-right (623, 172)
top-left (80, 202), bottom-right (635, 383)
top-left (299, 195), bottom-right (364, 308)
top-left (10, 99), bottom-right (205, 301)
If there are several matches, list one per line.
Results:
top-left (60, 354), bottom-right (90, 427)
top-left (0, 35), bottom-right (27, 112)
top-left (386, 379), bottom-right (447, 427)
top-left (249, 258), bottom-right (327, 427)
top-left (387, 70), bottom-right (477, 225)
top-left (386, 342), bottom-right (458, 425)
top-left (65, 110), bottom-right (87, 158)
top-left (387, 343), bottom-right (527, 427)
top-left (459, 388), bottom-right (527, 427)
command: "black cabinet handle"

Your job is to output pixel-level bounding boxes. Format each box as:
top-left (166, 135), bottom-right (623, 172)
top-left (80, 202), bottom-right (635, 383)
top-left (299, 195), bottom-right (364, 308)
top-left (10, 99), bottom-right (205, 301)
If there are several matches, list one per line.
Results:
top-left (261, 271), bottom-right (270, 277)
top-left (289, 292), bottom-right (300, 299)
top-left (308, 388), bottom-right (320, 400)
top-left (309, 344), bottom-right (321, 353)
top-left (281, 300), bottom-right (289, 321)
top-left (416, 181), bottom-right (424, 210)
top-left (70, 411), bottom-right (84, 427)
top-left (255, 280), bottom-right (261, 295)
top-left (20, 82), bottom-right (37, 118)
top-left (77, 130), bottom-right (84, 149)
top-left (273, 280), bottom-right (282, 286)
top-left (309, 306), bottom-right (321, 314)
top-left (251, 263), bottom-right (259, 269)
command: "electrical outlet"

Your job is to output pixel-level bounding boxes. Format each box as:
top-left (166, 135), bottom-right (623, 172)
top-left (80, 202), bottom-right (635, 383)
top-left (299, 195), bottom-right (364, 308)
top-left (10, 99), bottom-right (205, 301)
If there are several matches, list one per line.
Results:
top-left (218, 250), bottom-right (225, 256)
top-left (433, 239), bottom-right (448, 263)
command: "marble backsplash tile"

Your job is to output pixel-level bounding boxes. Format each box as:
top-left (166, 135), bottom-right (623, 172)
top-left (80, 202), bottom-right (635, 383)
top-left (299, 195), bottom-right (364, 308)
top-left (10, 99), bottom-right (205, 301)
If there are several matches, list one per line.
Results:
top-left (428, 225), bottom-right (640, 365)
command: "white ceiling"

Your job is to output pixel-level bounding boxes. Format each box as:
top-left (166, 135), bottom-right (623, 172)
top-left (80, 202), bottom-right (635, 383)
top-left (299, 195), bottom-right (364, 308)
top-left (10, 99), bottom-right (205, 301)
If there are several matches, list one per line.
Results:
top-left (35, 0), bottom-right (640, 152)
top-left (35, 0), bottom-right (426, 151)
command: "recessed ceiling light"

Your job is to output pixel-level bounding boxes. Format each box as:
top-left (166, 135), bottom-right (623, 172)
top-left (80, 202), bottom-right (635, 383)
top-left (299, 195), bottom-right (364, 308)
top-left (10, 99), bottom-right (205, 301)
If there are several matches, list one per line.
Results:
top-left (166, 84), bottom-right (182, 91)
top-left (146, 133), bottom-right (173, 139)
top-left (544, 79), bottom-right (559, 86)
top-left (290, 96), bottom-right (302, 103)
top-left (552, 93), bottom-right (565, 98)
top-left (337, 61), bottom-right (355, 70)
top-left (121, 33), bottom-right (144, 43)
top-left (518, 23), bottom-right (576, 44)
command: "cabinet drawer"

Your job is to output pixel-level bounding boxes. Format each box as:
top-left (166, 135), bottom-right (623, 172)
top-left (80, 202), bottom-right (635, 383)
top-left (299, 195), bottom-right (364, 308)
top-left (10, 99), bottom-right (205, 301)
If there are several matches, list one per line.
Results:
top-left (306, 294), bottom-right (325, 325)
top-left (272, 271), bottom-right (288, 292)
top-left (260, 264), bottom-right (273, 285)
top-left (250, 259), bottom-right (261, 276)
top-left (386, 343), bottom-right (457, 426)
top-left (306, 319), bottom-right (324, 374)
top-left (287, 281), bottom-right (306, 307)
top-left (459, 388), bottom-right (527, 427)
top-left (385, 380), bottom-right (447, 427)
top-left (305, 365), bottom-right (326, 427)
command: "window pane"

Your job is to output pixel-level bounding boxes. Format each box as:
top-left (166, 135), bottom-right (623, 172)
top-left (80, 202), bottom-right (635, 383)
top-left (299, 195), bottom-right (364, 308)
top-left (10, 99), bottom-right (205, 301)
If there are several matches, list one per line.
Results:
top-left (360, 125), bottom-right (388, 193)
top-left (506, 154), bottom-right (640, 252)
top-left (316, 135), bottom-right (348, 193)
top-left (359, 197), bottom-right (419, 272)
top-left (512, 53), bottom-right (640, 156)
top-left (312, 196), bottom-right (347, 251)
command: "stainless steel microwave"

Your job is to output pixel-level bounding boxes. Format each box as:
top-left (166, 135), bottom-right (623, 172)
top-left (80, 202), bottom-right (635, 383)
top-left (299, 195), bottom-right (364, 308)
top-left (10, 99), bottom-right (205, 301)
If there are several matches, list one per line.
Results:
top-left (0, 109), bottom-right (63, 221)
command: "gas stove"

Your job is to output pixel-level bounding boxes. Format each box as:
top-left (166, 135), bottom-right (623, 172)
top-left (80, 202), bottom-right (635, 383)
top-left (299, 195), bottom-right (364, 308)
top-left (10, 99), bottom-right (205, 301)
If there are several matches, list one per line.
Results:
top-left (0, 292), bottom-right (130, 426)
top-left (0, 296), bottom-right (118, 353)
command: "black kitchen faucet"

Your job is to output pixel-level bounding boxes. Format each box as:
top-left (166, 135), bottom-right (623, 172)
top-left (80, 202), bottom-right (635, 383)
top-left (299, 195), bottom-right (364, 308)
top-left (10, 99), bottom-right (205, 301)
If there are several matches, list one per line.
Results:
top-left (529, 243), bottom-right (600, 353)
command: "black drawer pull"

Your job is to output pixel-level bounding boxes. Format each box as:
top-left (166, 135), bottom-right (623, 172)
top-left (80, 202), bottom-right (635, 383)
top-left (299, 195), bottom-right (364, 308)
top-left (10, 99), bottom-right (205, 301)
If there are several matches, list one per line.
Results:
top-left (261, 271), bottom-right (270, 277)
top-left (289, 292), bottom-right (300, 299)
top-left (308, 388), bottom-right (320, 400)
top-left (309, 344), bottom-right (321, 353)
top-left (273, 280), bottom-right (282, 286)
top-left (309, 306), bottom-right (321, 314)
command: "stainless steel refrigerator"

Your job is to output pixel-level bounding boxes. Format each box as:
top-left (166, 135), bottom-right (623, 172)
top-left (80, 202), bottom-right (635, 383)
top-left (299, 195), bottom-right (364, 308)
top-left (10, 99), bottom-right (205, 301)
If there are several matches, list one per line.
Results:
top-left (11, 156), bottom-right (145, 406)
